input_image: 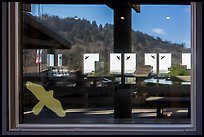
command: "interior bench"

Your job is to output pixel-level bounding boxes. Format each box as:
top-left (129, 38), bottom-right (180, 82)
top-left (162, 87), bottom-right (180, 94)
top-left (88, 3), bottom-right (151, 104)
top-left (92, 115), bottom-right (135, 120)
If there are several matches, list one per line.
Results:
top-left (145, 96), bottom-right (190, 118)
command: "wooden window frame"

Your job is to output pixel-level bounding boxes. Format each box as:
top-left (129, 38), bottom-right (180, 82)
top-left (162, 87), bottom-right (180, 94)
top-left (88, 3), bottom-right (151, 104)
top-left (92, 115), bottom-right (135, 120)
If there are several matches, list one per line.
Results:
top-left (1, 2), bottom-right (202, 135)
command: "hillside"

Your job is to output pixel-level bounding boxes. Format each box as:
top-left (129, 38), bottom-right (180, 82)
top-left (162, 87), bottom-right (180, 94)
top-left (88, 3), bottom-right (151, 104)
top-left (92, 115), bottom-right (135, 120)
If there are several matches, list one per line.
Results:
top-left (23, 14), bottom-right (191, 72)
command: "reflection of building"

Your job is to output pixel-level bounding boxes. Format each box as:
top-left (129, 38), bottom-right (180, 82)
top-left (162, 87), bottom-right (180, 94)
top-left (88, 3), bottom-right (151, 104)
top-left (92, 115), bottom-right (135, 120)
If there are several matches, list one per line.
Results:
top-left (23, 11), bottom-right (71, 73)
top-left (95, 61), bottom-right (105, 76)
top-left (136, 65), bottom-right (152, 75)
top-left (23, 11), bottom-right (71, 49)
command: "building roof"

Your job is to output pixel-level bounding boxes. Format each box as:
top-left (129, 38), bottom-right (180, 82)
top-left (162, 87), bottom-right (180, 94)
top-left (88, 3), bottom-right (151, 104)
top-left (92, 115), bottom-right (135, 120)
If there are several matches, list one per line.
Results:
top-left (23, 11), bottom-right (71, 49)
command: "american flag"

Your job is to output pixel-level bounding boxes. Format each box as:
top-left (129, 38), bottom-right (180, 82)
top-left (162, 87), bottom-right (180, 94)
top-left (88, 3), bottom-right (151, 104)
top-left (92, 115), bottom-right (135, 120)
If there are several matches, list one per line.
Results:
top-left (36, 49), bottom-right (42, 64)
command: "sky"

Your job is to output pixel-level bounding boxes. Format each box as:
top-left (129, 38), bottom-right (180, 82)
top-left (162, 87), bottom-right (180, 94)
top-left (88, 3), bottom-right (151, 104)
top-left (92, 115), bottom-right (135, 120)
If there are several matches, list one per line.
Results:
top-left (31, 4), bottom-right (191, 48)
top-left (132, 5), bottom-right (191, 48)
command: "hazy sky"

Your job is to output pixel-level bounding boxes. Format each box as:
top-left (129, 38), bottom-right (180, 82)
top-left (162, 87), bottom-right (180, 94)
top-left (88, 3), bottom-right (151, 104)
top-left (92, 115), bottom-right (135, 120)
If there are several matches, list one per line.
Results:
top-left (31, 4), bottom-right (191, 48)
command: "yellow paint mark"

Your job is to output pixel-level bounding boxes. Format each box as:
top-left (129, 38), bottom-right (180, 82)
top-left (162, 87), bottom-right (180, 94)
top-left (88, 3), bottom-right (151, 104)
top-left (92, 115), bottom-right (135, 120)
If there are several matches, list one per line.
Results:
top-left (26, 81), bottom-right (66, 117)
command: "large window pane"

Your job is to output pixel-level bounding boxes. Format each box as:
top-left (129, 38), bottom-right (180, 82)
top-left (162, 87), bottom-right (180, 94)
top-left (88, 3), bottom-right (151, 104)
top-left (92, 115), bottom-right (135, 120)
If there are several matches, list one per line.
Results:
top-left (132, 4), bottom-right (191, 123)
top-left (21, 4), bottom-right (191, 125)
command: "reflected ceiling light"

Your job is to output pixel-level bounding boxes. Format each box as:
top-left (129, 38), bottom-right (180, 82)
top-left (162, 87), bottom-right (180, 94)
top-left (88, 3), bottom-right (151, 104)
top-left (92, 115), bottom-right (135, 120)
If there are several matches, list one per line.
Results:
top-left (120, 16), bottom-right (125, 20)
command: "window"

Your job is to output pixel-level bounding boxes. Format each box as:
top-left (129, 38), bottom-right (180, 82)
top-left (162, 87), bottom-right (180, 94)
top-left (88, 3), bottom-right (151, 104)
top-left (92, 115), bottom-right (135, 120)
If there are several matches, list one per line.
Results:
top-left (2, 2), bottom-right (202, 135)
top-left (131, 5), bottom-right (191, 124)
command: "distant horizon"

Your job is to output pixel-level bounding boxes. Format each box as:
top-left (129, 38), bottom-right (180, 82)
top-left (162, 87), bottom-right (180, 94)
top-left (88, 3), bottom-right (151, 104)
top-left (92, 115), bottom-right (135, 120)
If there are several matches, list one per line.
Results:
top-left (31, 4), bottom-right (191, 48)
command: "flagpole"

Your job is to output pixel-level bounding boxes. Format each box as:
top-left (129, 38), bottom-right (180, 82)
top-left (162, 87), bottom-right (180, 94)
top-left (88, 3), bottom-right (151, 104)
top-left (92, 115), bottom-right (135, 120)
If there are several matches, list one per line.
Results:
top-left (36, 49), bottom-right (42, 78)
top-left (39, 61), bottom-right (40, 73)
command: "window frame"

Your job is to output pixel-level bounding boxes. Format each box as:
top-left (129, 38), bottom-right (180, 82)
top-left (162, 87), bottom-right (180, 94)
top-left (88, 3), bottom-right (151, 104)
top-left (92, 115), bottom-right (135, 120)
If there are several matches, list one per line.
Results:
top-left (1, 2), bottom-right (202, 135)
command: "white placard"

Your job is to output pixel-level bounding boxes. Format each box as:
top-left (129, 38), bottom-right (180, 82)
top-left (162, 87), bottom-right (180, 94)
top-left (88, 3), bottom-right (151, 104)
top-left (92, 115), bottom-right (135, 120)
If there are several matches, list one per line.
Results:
top-left (144, 53), bottom-right (157, 73)
top-left (159, 53), bottom-right (171, 73)
top-left (182, 53), bottom-right (191, 69)
top-left (110, 53), bottom-right (121, 74)
top-left (83, 53), bottom-right (99, 73)
top-left (124, 53), bottom-right (136, 74)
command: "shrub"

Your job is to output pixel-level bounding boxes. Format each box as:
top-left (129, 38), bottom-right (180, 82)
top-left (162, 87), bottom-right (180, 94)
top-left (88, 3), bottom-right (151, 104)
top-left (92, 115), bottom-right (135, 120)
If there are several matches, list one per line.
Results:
top-left (168, 65), bottom-right (190, 76)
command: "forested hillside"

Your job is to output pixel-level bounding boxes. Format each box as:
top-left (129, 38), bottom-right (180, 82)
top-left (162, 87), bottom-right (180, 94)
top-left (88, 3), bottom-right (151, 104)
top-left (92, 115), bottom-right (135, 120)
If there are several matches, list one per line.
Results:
top-left (23, 14), bottom-right (191, 72)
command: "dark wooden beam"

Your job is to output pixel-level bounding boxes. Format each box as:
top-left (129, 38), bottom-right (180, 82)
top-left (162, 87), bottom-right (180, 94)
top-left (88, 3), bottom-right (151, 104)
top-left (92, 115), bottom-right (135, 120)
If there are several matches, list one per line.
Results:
top-left (23, 11), bottom-right (71, 49)
top-left (114, 4), bottom-right (132, 53)
top-left (22, 3), bottom-right (31, 12)
top-left (131, 4), bottom-right (140, 13)
top-left (114, 4), bottom-right (132, 86)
